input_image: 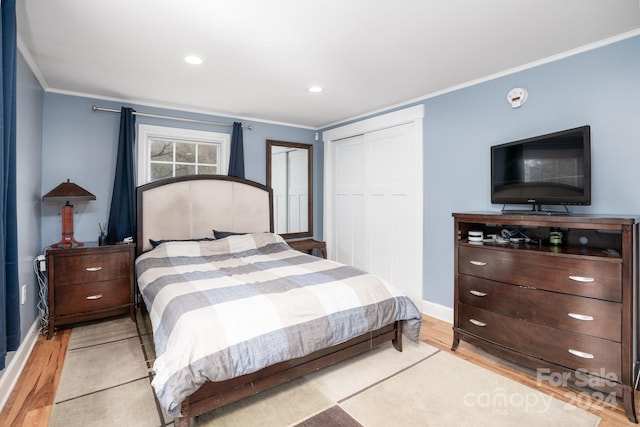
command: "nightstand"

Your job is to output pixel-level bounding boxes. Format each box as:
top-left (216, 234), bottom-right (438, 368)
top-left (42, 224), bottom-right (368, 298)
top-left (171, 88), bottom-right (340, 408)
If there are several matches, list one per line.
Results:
top-left (287, 239), bottom-right (327, 259)
top-left (46, 243), bottom-right (135, 338)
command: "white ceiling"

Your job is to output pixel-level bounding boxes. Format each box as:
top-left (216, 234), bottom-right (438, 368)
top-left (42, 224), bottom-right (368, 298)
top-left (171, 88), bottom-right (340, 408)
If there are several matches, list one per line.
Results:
top-left (16, 0), bottom-right (640, 129)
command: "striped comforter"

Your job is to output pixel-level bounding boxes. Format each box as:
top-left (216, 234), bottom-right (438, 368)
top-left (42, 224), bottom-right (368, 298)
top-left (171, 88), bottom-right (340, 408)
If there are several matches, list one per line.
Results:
top-left (136, 233), bottom-right (422, 417)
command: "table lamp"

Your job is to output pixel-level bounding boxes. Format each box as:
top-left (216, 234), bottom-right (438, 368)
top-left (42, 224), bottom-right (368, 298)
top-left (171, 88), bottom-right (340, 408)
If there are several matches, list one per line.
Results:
top-left (43, 179), bottom-right (96, 248)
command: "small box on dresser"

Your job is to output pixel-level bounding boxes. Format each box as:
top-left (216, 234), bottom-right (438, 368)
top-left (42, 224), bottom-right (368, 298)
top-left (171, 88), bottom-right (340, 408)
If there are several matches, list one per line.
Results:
top-left (46, 243), bottom-right (135, 338)
top-left (452, 212), bottom-right (638, 423)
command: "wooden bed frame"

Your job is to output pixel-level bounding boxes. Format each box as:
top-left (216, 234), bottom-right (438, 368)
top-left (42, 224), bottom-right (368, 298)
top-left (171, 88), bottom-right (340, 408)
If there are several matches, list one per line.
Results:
top-left (135, 175), bottom-right (403, 426)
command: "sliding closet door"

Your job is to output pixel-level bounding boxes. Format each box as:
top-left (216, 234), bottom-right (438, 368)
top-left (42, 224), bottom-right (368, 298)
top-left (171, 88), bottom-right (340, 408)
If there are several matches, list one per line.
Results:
top-left (329, 121), bottom-right (421, 306)
top-left (333, 134), bottom-right (366, 268)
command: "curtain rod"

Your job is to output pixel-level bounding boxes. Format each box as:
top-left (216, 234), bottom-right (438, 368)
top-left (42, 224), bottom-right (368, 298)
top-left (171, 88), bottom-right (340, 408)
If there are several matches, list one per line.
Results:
top-left (91, 105), bottom-right (253, 130)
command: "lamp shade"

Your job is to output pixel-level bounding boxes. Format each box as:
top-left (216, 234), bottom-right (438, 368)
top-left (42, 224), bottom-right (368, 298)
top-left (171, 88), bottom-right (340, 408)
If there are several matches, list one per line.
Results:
top-left (42, 179), bottom-right (96, 203)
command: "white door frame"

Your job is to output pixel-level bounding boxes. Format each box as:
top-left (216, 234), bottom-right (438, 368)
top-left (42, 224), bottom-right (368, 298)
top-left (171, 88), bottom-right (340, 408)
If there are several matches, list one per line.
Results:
top-left (323, 105), bottom-right (424, 302)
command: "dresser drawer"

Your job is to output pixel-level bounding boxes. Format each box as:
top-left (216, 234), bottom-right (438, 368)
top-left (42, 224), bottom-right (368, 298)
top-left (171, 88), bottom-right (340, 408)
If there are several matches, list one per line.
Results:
top-left (54, 279), bottom-right (130, 315)
top-left (53, 250), bottom-right (131, 286)
top-left (458, 302), bottom-right (621, 379)
top-left (458, 274), bottom-right (621, 341)
top-left (459, 245), bottom-right (622, 301)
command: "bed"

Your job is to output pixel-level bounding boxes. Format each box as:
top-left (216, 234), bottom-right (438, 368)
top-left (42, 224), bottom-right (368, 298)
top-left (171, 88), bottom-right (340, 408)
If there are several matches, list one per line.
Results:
top-left (135, 175), bottom-right (422, 426)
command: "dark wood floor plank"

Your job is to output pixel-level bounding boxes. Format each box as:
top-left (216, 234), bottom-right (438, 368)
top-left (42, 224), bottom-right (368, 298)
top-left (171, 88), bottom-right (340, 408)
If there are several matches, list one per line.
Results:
top-left (295, 405), bottom-right (363, 427)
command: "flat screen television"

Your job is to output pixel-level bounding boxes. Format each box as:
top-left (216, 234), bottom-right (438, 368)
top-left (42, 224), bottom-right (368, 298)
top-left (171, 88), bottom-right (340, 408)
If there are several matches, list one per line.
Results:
top-left (491, 125), bottom-right (591, 211)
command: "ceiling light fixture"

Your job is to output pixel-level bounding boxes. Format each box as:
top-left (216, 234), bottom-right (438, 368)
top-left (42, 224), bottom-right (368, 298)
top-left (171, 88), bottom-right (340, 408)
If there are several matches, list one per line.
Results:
top-left (307, 86), bottom-right (323, 93)
top-left (184, 55), bottom-right (203, 65)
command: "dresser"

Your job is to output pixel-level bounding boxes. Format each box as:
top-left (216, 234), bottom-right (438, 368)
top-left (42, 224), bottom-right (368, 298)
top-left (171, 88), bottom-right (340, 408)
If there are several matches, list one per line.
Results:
top-left (452, 212), bottom-right (638, 423)
top-left (46, 243), bottom-right (135, 338)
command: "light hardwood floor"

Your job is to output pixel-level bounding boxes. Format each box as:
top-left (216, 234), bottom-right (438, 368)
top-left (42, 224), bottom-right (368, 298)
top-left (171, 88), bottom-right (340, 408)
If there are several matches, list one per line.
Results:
top-left (1, 315), bottom-right (637, 426)
top-left (0, 328), bottom-right (70, 427)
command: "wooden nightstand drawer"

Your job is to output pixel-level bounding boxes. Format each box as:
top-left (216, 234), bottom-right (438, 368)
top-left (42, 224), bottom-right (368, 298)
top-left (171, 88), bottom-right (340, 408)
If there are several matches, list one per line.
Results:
top-left (459, 245), bottom-right (622, 301)
top-left (53, 249), bottom-right (131, 286)
top-left (47, 243), bottom-right (135, 338)
top-left (287, 239), bottom-right (327, 258)
top-left (55, 279), bottom-right (130, 315)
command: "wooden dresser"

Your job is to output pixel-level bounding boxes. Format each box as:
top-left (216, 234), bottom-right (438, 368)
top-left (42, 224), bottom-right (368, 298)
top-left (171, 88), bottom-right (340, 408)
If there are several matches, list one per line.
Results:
top-left (46, 243), bottom-right (135, 338)
top-left (452, 212), bottom-right (638, 423)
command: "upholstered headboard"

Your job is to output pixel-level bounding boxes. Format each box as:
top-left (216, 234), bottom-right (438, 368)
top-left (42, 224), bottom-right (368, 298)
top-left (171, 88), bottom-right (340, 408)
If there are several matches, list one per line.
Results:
top-left (136, 175), bottom-right (273, 255)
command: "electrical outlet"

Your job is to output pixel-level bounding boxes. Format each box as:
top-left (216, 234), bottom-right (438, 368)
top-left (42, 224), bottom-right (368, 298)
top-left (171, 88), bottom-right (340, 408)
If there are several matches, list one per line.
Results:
top-left (21, 284), bottom-right (26, 305)
top-left (36, 254), bottom-right (46, 272)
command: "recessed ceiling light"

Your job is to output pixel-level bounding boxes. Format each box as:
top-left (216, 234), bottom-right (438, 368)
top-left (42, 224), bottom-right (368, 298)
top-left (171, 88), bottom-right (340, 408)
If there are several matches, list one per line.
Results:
top-left (184, 55), bottom-right (203, 65)
top-left (307, 86), bottom-right (323, 93)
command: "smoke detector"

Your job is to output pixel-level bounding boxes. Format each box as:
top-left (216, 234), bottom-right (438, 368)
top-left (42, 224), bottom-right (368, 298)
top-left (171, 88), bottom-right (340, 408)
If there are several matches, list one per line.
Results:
top-left (507, 88), bottom-right (528, 108)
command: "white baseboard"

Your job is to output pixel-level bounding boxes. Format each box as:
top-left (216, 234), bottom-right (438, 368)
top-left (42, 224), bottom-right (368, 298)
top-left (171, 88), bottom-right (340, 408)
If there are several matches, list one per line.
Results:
top-left (0, 319), bottom-right (40, 413)
top-left (421, 299), bottom-right (453, 324)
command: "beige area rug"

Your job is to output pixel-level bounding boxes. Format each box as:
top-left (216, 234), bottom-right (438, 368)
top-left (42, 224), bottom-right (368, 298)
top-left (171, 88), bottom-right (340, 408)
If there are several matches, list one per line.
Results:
top-left (49, 316), bottom-right (160, 427)
top-left (339, 351), bottom-right (601, 427)
top-left (49, 314), bottom-right (602, 427)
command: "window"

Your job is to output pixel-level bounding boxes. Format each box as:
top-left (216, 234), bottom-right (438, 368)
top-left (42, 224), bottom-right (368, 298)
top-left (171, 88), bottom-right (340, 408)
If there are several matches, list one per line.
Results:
top-left (137, 125), bottom-right (230, 185)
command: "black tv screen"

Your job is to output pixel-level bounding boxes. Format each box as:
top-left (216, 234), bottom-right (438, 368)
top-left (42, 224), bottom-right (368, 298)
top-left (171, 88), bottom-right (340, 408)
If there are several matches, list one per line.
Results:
top-left (491, 126), bottom-right (591, 208)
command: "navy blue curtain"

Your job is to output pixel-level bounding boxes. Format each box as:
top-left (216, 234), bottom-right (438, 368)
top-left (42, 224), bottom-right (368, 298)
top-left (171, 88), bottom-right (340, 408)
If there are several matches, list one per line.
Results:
top-left (107, 107), bottom-right (136, 243)
top-left (0, 0), bottom-right (19, 370)
top-left (228, 122), bottom-right (245, 178)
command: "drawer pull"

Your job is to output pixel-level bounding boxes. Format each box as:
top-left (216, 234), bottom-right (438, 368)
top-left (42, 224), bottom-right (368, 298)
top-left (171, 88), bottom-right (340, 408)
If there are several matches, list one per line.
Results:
top-left (86, 294), bottom-right (103, 300)
top-left (85, 266), bottom-right (103, 272)
top-left (469, 290), bottom-right (488, 297)
top-left (469, 260), bottom-right (487, 266)
top-left (568, 349), bottom-right (594, 359)
top-left (568, 275), bottom-right (594, 283)
top-left (568, 313), bottom-right (594, 321)
top-left (469, 318), bottom-right (487, 327)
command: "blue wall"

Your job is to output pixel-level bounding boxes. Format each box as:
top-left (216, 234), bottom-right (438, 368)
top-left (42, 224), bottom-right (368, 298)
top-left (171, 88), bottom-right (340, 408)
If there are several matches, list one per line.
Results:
top-left (15, 52), bottom-right (43, 343)
top-left (40, 95), bottom-right (320, 249)
top-left (422, 35), bottom-right (640, 308)
top-left (321, 34), bottom-right (640, 311)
